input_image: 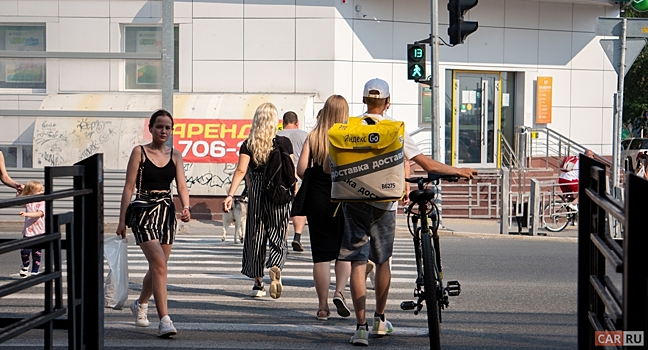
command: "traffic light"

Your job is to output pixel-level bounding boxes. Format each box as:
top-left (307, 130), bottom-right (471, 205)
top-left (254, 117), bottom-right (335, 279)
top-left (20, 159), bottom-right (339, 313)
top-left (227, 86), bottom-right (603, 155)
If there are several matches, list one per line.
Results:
top-left (407, 44), bottom-right (426, 81)
top-left (448, 0), bottom-right (478, 45)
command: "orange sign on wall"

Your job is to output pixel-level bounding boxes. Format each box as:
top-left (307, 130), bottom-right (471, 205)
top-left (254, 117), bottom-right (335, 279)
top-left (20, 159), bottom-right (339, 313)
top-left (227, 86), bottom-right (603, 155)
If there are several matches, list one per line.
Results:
top-left (536, 76), bottom-right (553, 124)
top-left (173, 119), bottom-right (251, 163)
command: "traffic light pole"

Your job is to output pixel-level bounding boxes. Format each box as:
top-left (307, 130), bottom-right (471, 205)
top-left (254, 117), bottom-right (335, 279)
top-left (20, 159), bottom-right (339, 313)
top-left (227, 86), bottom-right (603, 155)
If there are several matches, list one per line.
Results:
top-left (430, 0), bottom-right (441, 161)
top-left (611, 18), bottom-right (626, 192)
top-left (430, 0), bottom-right (443, 225)
top-left (162, 0), bottom-right (174, 147)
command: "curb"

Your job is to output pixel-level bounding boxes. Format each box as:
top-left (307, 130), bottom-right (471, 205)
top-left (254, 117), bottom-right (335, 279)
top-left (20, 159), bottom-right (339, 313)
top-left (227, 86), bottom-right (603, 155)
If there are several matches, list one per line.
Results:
top-left (395, 228), bottom-right (578, 242)
top-left (439, 229), bottom-right (578, 242)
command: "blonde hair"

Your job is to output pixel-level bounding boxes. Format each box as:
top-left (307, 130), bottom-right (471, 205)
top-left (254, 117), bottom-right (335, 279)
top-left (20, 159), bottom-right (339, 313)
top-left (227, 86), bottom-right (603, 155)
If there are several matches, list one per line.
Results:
top-left (247, 102), bottom-right (278, 166)
top-left (21, 180), bottom-right (44, 196)
top-left (309, 95), bottom-right (349, 168)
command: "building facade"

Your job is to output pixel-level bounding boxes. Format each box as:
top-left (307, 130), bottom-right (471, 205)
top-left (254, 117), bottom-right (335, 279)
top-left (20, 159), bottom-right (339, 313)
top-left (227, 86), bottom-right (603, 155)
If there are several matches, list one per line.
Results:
top-left (0, 0), bottom-right (620, 204)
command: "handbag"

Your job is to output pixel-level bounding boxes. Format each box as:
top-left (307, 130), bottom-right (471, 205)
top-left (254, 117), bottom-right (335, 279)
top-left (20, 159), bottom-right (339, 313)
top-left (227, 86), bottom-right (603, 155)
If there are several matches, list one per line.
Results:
top-left (290, 155), bottom-right (312, 217)
top-left (125, 147), bottom-right (145, 228)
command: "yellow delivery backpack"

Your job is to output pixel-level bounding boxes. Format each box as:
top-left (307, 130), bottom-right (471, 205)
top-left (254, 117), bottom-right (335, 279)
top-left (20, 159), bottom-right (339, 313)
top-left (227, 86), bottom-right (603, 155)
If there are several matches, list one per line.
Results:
top-left (328, 116), bottom-right (405, 202)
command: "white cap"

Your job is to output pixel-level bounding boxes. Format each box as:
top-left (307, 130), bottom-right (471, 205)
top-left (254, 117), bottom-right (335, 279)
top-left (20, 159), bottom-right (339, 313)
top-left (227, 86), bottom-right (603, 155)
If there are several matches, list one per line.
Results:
top-left (363, 78), bottom-right (390, 99)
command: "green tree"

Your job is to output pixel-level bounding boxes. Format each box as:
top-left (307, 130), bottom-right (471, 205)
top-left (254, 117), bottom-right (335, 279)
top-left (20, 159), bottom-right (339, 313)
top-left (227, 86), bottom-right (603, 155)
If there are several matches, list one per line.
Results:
top-left (623, 7), bottom-right (648, 134)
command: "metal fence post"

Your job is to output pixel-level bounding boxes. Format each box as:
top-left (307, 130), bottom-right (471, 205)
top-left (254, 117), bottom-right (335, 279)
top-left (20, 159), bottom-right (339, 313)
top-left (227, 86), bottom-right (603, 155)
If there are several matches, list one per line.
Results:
top-left (528, 179), bottom-right (540, 236)
top-left (623, 174), bottom-right (648, 335)
top-left (75, 154), bottom-right (104, 349)
top-left (577, 154), bottom-right (600, 349)
top-left (500, 167), bottom-right (509, 234)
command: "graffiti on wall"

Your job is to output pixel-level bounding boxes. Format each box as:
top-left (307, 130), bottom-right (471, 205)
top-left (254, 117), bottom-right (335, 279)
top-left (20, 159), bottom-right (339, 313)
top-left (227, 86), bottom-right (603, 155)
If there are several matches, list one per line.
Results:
top-left (33, 117), bottom-right (245, 196)
top-left (34, 118), bottom-right (143, 169)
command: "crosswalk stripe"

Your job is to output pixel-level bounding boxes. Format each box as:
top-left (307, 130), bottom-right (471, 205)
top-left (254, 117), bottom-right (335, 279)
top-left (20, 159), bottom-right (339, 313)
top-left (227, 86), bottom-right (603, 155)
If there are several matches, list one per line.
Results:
top-left (103, 321), bottom-right (429, 335)
top-left (5, 238), bottom-right (433, 299)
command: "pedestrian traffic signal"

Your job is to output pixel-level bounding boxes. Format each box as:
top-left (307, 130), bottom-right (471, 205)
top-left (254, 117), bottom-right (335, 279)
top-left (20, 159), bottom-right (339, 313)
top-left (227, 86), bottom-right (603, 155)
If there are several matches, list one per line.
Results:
top-left (448, 0), bottom-right (478, 45)
top-left (407, 44), bottom-right (426, 81)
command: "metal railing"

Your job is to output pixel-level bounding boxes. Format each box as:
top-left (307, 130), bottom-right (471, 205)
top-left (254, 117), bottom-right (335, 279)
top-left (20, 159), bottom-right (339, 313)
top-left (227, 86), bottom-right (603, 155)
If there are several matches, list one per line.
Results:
top-left (577, 154), bottom-right (647, 349)
top-left (526, 127), bottom-right (612, 169)
top-left (501, 129), bottom-right (530, 233)
top-left (439, 170), bottom-right (501, 219)
top-left (0, 154), bottom-right (104, 350)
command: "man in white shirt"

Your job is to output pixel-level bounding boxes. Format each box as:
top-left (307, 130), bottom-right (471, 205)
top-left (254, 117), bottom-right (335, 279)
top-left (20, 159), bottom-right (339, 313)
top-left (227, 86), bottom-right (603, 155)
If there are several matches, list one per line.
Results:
top-left (277, 111), bottom-right (308, 251)
top-left (340, 78), bottom-right (477, 346)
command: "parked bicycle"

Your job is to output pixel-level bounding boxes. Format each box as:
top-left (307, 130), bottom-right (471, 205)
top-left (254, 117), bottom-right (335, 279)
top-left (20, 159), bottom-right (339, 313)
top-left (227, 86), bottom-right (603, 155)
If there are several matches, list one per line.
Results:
top-left (401, 173), bottom-right (461, 350)
top-left (542, 194), bottom-right (578, 232)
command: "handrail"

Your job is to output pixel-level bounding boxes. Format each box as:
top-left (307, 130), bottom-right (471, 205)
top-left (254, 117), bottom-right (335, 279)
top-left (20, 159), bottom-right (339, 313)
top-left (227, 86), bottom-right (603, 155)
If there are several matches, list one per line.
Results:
top-left (410, 126), bottom-right (431, 138)
top-left (528, 127), bottom-right (612, 168)
top-left (498, 129), bottom-right (520, 169)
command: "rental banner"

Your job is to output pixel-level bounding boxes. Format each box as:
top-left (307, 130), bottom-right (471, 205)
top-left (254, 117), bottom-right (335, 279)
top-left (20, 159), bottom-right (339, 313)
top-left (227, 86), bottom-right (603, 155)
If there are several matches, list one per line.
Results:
top-left (173, 119), bottom-right (252, 163)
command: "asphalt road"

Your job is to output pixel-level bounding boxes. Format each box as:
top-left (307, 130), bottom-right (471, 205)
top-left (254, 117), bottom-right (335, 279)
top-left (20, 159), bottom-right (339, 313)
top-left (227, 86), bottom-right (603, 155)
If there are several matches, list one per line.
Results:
top-left (0, 230), bottom-right (578, 349)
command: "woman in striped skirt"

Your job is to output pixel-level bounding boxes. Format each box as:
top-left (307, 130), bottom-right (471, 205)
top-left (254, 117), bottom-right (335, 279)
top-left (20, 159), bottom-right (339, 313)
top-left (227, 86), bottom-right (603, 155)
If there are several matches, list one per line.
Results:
top-left (223, 102), bottom-right (293, 299)
top-left (117, 109), bottom-right (191, 338)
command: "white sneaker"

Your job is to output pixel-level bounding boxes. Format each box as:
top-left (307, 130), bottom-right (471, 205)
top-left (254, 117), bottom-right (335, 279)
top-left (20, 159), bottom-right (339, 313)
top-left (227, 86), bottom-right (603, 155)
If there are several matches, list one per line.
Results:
top-left (251, 283), bottom-right (266, 297)
top-left (350, 325), bottom-right (369, 346)
top-left (130, 300), bottom-right (149, 327)
top-left (372, 316), bottom-right (393, 336)
top-left (19, 267), bottom-right (29, 278)
top-left (158, 316), bottom-right (177, 338)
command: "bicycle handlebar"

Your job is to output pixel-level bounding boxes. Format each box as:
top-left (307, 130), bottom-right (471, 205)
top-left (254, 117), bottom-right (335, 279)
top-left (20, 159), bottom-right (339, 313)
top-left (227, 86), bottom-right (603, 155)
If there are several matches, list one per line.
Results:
top-left (405, 173), bottom-right (460, 184)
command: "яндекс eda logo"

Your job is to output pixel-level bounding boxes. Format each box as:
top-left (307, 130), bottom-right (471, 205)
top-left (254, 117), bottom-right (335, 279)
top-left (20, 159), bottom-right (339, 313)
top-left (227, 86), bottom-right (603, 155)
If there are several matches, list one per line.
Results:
top-left (595, 331), bottom-right (644, 346)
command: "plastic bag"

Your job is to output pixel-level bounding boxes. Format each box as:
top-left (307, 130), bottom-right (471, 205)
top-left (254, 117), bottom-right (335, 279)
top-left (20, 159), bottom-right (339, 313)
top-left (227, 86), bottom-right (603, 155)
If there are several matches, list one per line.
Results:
top-left (104, 235), bottom-right (129, 310)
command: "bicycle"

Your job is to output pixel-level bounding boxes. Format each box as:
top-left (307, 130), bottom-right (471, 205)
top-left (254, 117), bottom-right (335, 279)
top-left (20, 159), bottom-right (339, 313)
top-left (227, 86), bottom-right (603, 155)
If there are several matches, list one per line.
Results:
top-left (400, 173), bottom-right (461, 350)
top-left (542, 194), bottom-right (578, 232)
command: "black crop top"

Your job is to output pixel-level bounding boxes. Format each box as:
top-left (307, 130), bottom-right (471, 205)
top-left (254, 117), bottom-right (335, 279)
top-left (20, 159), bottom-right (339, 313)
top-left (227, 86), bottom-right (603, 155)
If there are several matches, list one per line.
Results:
top-left (137, 146), bottom-right (176, 191)
top-left (239, 136), bottom-right (293, 173)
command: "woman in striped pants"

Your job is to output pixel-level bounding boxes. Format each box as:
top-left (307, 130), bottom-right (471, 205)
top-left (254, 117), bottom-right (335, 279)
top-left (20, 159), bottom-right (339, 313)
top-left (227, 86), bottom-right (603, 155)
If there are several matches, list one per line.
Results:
top-left (223, 102), bottom-right (293, 299)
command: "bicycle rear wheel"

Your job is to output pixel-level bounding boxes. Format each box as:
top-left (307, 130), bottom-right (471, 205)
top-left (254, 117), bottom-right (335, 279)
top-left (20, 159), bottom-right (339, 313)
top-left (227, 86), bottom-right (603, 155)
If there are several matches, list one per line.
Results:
top-left (421, 234), bottom-right (441, 350)
top-left (542, 203), bottom-right (569, 232)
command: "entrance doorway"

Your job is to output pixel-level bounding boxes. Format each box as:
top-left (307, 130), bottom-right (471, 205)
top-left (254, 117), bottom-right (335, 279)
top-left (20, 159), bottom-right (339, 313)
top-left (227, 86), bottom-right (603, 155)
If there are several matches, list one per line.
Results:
top-left (452, 72), bottom-right (500, 167)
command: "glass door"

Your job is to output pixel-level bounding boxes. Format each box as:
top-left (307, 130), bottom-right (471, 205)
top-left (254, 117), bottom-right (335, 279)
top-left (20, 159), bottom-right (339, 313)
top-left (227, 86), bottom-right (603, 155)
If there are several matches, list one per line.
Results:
top-left (453, 72), bottom-right (500, 167)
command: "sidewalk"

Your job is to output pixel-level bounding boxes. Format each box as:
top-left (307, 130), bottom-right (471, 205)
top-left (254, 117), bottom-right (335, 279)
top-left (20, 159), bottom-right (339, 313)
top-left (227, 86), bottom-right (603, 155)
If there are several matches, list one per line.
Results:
top-left (0, 217), bottom-right (578, 242)
top-left (427, 217), bottom-right (578, 241)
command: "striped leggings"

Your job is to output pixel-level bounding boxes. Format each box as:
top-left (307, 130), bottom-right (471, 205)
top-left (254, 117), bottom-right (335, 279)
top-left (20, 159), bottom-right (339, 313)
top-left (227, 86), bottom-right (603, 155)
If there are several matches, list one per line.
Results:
top-left (241, 172), bottom-right (290, 278)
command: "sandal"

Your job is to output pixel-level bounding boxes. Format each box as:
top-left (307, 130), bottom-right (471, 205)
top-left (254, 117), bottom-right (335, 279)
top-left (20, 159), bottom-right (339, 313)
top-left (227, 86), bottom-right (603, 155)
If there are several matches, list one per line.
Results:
top-left (317, 309), bottom-right (330, 321)
top-left (333, 292), bottom-right (351, 317)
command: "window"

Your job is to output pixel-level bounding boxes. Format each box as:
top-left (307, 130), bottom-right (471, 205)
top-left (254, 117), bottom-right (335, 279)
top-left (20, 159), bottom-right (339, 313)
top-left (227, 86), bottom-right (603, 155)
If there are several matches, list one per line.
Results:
top-left (630, 139), bottom-right (643, 150)
top-left (621, 140), bottom-right (631, 150)
top-left (0, 25), bottom-right (46, 89)
top-left (124, 26), bottom-right (178, 90)
top-left (0, 145), bottom-right (32, 168)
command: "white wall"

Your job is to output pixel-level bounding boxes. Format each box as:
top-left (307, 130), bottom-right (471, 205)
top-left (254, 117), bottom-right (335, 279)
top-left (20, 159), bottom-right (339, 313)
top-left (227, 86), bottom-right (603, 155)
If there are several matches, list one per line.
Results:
top-left (0, 0), bottom-right (619, 156)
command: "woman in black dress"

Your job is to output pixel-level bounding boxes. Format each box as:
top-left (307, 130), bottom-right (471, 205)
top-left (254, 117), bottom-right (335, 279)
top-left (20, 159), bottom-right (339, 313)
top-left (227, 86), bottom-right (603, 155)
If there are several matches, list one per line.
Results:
top-left (296, 95), bottom-right (351, 320)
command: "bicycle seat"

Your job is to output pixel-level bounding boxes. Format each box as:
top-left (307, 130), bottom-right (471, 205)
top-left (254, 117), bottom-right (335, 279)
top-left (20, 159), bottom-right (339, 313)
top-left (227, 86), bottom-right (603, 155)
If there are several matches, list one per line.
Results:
top-left (409, 189), bottom-right (435, 204)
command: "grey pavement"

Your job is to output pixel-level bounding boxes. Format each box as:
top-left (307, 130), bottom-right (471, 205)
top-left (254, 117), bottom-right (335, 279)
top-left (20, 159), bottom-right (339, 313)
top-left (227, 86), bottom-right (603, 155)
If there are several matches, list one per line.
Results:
top-left (0, 221), bottom-right (579, 349)
top-left (171, 216), bottom-right (578, 242)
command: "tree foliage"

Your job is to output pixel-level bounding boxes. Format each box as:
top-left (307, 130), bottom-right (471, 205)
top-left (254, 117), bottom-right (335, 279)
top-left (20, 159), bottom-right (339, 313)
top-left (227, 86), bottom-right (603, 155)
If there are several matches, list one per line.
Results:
top-left (622, 7), bottom-right (648, 132)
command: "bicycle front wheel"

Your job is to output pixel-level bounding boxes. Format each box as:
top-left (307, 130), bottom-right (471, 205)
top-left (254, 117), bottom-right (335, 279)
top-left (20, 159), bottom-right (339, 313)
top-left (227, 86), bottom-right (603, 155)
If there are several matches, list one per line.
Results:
top-left (421, 234), bottom-right (441, 350)
top-left (542, 203), bottom-right (569, 232)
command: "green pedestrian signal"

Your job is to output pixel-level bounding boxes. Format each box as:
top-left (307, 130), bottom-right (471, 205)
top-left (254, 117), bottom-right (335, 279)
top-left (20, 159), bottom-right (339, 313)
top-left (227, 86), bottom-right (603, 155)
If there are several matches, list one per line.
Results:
top-left (632, 0), bottom-right (648, 12)
top-left (407, 44), bottom-right (426, 81)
